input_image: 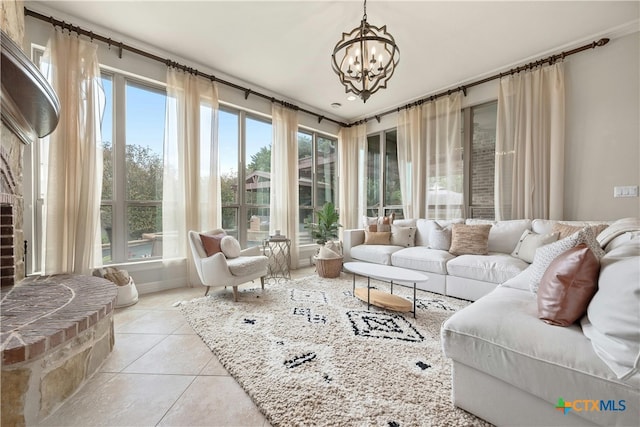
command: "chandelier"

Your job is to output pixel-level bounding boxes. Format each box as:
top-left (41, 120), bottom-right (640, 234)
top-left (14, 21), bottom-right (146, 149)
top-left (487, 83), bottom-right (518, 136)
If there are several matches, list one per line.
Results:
top-left (331, 0), bottom-right (400, 103)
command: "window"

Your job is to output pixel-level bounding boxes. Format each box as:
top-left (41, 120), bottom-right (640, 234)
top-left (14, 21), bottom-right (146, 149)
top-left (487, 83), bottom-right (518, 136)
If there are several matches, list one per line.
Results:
top-left (101, 77), bottom-right (167, 263)
top-left (219, 109), bottom-right (272, 247)
top-left (366, 130), bottom-right (401, 218)
top-left (466, 101), bottom-right (498, 219)
top-left (298, 131), bottom-right (338, 245)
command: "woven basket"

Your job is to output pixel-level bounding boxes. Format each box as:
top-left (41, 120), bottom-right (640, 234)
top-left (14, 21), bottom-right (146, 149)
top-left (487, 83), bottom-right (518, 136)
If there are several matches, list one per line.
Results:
top-left (316, 257), bottom-right (343, 278)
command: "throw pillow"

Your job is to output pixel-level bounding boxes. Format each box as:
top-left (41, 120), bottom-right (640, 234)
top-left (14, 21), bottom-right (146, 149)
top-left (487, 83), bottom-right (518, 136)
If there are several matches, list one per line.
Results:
top-left (449, 223), bottom-right (492, 256)
top-left (390, 224), bottom-right (416, 247)
top-left (220, 235), bottom-right (242, 259)
top-left (200, 233), bottom-right (226, 257)
top-left (511, 230), bottom-right (559, 263)
top-left (364, 231), bottom-right (391, 245)
top-left (581, 237), bottom-right (640, 380)
top-left (536, 244), bottom-right (600, 327)
top-left (362, 213), bottom-right (395, 232)
top-left (428, 224), bottom-right (452, 251)
top-left (552, 223), bottom-right (584, 239)
top-left (529, 226), bottom-right (605, 293)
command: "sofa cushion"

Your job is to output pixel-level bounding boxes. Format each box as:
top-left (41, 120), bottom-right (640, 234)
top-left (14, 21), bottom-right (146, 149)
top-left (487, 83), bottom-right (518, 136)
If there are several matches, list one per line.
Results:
top-left (350, 244), bottom-right (400, 266)
top-left (428, 224), bottom-right (451, 251)
top-left (363, 213), bottom-right (394, 232)
top-left (414, 218), bottom-right (464, 247)
top-left (446, 253), bottom-right (529, 284)
top-left (389, 224), bottom-right (416, 247)
top-left (537, 243), bottom-right (600, 327)
top-left (364, 231), bottom-right (391, 245)
top-left (390, 247), bottom-right (455, 275)
top-left (449, 223), bottom-right (491, 256)
top-left (582, 237), bottom-right (640, 380)
top-left (529, 226), bottom-right (605, 293)
top-left (511, 230), bottom-right (559, 263)
top-left (442, 286), bottom-right (639, 426)
top-left (467, 219), bottom-right (532, 254)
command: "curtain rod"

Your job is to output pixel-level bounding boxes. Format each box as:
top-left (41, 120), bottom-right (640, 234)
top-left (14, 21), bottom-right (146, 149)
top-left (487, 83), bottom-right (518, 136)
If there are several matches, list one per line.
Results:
top-left (351, 37), bottom-right (610, 126)
top-left (25, 8), bottom-right (609, 129)
top-left (24, 7), bottom-right (350, 128)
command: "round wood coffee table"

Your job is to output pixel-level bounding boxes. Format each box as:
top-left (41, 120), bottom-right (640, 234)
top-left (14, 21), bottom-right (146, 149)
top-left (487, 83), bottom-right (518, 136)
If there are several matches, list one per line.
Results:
top-left (344, 262), bottom-right (429, 318)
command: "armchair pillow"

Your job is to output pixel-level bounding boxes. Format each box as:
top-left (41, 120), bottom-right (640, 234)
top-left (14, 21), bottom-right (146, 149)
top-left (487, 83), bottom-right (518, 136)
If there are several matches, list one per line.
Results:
top-left (200, 233), bottom-right (226, 257)
top-left (536, 243), bottom-right (600, 326)
top-left (220, 236), bottom-right (242, 259)
top-left (449, 224), bottom-right (491, 255)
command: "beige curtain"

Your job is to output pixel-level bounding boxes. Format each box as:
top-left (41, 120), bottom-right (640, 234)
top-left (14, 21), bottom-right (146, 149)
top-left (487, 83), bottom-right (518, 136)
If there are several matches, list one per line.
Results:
top-left (338, 124), bottom-right (367, 231)
top-left (495, 63), bottom-right (565, 220)
top-left (270, 103), bottom-right (299, 267)
top-left (397, 93), bottom-right (463, 219)
top-left (163, 68), bottom-right (220, 285)
top-left (41, 29), bottom-right (105, 275)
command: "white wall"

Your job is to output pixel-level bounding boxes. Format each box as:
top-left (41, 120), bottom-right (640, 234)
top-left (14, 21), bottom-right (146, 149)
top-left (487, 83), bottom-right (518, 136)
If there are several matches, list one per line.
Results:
top-left (564, 30), bottom-right (639, 220)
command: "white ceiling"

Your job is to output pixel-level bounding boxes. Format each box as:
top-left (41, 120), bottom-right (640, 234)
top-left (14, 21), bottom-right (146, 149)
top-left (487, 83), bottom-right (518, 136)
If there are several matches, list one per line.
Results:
top-left (26, 1), bottom-right (639, 123)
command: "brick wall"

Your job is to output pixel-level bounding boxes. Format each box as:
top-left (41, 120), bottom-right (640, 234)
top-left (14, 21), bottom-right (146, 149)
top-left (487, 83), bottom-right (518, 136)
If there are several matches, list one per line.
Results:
top-left (470, 128), bottom-right (495, 219)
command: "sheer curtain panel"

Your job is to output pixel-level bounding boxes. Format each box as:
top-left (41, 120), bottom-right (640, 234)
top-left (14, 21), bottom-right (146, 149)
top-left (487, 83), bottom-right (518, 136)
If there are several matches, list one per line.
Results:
top-left (270, 104), bottom-right (299, 267)
top-left (41, 29), bottom-right (105, 275)
top-left (338, 124), bottom-right (366, 231)
top-left (163, 68), bottom-right (220, 284)
top-left (495, 63), bottom-right (565, 220)
top-left (397, 93), bottom-right (463, 219)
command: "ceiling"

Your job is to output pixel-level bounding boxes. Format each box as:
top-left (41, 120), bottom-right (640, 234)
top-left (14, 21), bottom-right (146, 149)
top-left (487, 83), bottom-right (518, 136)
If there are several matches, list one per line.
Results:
top-left (26, 1), bottom-right (639, 123)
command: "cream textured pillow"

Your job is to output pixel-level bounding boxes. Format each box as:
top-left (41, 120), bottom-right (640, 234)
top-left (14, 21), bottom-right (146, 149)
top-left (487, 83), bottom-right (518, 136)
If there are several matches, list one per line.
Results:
top-left (529, 227), bottom-right (605, 293)
top-left (220, 235), bottom-right (242, 259)
top-left (390, 225), bottom-right (416, 247)
top-left (364, 231), bottom-right (391, 245)
top-left (449, 224), bottom-right (492, 256)
top-left (511, 230), bottom-right (559, 263)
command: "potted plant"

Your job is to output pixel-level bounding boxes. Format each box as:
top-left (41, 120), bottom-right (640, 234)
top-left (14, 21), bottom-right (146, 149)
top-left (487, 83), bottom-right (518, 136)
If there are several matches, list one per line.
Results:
top-left (304, 201), bottom-right (342, 245)
top-left (305, 202), bottom-right (343, 278)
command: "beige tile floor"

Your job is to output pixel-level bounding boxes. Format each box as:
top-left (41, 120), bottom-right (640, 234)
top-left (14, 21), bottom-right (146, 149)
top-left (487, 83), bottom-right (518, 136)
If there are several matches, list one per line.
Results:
top-left (38, 267), bottom-right (316, 427)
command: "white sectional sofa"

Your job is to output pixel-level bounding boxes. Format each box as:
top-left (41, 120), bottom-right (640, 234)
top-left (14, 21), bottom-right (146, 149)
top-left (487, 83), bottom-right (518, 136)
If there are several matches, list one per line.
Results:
top-left (343, 218), bottom-right (604, 301)
top-left (441, 221), bottom-right (640, 426)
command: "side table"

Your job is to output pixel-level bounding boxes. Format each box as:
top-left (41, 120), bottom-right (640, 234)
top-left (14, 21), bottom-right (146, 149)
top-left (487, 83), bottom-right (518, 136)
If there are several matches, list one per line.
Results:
top-left (263, 237), bottom-right (291, 283)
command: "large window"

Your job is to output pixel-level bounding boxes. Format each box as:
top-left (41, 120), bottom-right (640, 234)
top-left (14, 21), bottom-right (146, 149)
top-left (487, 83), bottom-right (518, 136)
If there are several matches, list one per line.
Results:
top-left (298, 131), bottom-right (337, 244)
top-left (366, 130), bottom-right (401, 218)
top-left (366, 103), bottom-right (498, 220)
top-left (101, 77), bottom-right (167, 263)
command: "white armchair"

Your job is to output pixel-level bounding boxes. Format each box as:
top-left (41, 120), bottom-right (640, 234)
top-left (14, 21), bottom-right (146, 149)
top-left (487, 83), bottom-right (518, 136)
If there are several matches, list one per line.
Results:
top-left (188, 229), bottom-right (269, 301)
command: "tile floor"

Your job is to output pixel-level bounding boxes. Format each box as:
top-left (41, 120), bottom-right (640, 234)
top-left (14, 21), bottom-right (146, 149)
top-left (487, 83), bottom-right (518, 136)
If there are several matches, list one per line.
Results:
top-left (38, 267), bottom-right (316, 427)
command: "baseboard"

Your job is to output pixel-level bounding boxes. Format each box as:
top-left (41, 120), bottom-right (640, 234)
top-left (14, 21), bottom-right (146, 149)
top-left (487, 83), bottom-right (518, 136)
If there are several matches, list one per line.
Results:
top-left (136, 278), bottom-right (185, 295)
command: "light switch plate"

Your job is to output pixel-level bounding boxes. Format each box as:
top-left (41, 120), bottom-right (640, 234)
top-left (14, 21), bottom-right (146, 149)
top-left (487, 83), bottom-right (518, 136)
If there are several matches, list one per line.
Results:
top-left (614, 185), bottom-right (639, 198)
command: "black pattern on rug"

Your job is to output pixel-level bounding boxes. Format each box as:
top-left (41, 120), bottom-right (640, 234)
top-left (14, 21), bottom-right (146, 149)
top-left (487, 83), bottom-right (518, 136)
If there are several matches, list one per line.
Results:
top-left (180, 275), bottom-right (492, 427)
top-left (346, 310), bottom-right (424, 342)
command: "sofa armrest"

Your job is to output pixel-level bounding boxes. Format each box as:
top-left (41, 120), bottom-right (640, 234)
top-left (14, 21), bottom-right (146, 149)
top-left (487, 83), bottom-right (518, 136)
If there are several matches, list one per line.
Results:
top-left (342, 228), bottom-right (365, 262)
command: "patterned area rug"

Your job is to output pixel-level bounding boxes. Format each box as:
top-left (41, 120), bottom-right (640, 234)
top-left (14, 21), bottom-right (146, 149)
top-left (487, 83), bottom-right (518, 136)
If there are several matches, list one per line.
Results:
top-left (180, 274), bottom-right (491, 427)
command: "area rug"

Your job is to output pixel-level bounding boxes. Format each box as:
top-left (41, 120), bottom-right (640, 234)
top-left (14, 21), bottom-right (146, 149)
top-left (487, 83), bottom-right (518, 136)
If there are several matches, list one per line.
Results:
top-left (180, 274), bottom-right (491, 427)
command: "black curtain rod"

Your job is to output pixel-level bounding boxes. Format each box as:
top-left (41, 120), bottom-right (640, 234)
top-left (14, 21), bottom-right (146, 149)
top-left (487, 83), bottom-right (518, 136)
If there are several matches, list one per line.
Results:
top-left (352, 37), bottom-right (610, 126)
top-left (25, 8), bottom-right (609, 129)
top-left (24, 7), bottom-right (350, 128)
